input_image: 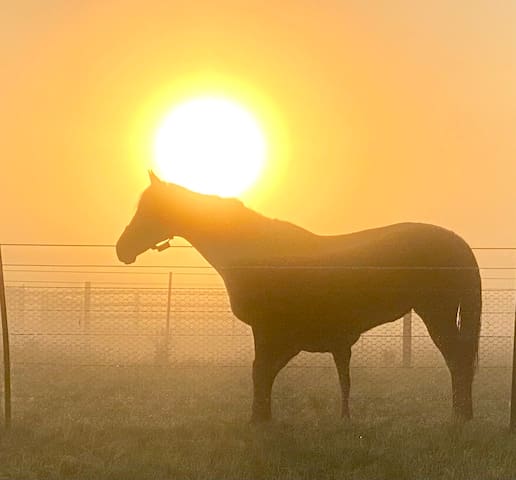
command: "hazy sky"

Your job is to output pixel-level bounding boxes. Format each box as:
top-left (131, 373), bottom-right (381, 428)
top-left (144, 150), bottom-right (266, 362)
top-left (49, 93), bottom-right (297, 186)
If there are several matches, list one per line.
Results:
top-left (1, 1), bottom-right (515, 248)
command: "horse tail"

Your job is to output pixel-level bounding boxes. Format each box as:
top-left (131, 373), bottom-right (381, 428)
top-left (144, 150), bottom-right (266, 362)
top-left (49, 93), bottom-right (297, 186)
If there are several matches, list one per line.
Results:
top-left (458, 264), bottom-right (482, 372)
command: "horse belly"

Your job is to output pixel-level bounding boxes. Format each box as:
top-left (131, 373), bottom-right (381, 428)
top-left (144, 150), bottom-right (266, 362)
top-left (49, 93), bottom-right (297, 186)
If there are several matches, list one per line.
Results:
top-left (227, 278), bottom-right (412, 342)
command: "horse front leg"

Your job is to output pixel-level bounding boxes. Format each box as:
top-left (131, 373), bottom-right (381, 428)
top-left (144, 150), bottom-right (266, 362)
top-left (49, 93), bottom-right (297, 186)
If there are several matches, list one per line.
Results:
top-left (332, 344), bottom-right (352, 419)
top-left (251, 331), bottom-right (298, 423)
top-left (251, 356), bottom-right (275, 423)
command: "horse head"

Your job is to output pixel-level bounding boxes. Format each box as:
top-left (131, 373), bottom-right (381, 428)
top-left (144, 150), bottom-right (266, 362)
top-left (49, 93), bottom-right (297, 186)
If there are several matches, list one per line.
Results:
top-left (117, 171), bottom-right (246, 265)
top-left (116, 171), bottom-right (177, 264)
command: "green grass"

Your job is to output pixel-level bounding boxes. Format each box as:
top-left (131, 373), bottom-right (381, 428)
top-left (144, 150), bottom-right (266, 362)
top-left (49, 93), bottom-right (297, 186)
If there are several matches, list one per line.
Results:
top-left (0, 365), bottom-right (515, 479)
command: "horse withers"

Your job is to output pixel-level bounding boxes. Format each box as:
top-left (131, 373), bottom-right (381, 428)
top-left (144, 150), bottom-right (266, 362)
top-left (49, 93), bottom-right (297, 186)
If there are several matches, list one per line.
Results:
top-left (116, 172), bottom-right (482, 423)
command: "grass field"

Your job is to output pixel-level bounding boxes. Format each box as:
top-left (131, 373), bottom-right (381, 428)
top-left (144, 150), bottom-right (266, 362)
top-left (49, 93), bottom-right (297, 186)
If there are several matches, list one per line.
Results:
top-left (1, 365), bottom-right (515, 479)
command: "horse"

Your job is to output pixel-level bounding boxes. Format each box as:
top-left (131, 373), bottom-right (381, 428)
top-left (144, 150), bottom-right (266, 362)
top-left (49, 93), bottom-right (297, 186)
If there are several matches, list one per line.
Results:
top-left (116, 172), bottom-right (482, 423)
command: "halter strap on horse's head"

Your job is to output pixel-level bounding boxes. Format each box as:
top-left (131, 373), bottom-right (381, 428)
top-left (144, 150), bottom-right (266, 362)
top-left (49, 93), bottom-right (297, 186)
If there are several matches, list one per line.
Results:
top-left (152, 239), bottom-right (172, 252)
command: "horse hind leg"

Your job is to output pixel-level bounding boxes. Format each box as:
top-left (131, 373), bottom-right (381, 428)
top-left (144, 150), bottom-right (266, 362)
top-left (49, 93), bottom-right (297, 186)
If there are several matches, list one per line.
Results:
top-left (415, 303), bottom-right (474, 421)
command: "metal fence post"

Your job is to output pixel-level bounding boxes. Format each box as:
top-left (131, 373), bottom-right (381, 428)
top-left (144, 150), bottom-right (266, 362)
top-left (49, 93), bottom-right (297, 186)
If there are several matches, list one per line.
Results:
top-left (84, 282), bottom-right (91, 359)
top-left (510, 305), bottom-right (516, 432)
top-left (134, 290), bottom-right (140, 327)
top-left (164, 272), bottom-right (173, 364)
top-left (20, 285), bottom-right (25, 332)
top-left (0, 245), bottom-right (12, 429)
top-left (84, 282), bottom-right (91, 329)
top-left (402, 311), bottom-right (412, 368)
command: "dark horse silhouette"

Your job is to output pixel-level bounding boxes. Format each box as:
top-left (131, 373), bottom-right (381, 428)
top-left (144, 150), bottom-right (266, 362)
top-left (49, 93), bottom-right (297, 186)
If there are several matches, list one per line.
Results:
top-left (116, 172), bottom-right (481, 422)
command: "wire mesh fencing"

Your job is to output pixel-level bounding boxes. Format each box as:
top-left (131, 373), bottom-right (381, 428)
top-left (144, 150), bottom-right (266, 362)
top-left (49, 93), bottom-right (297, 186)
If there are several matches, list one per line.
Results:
top-left (2, 283), bottom-right (515, 370)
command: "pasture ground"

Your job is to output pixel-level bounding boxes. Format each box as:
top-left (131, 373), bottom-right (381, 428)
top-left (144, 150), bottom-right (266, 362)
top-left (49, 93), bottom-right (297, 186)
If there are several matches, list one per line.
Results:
top-left (0, 365), bottom-right (515, 479)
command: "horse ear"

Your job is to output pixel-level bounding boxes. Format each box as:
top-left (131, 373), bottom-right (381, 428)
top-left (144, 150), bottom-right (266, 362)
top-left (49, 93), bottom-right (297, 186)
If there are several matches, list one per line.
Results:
top-left (148, 170), bottom-right (162, 185)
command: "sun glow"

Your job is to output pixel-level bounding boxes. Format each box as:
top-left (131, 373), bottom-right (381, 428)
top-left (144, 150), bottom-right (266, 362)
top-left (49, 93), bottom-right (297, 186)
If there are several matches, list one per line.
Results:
top-left (153, 96), bottom-right (267, 197)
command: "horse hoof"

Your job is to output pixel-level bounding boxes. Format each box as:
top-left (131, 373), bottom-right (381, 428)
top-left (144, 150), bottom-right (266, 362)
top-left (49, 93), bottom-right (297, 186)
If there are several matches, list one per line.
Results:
top-left (250, 414), bottom-right (272, 425)
top-left (452, 411), bottom-right (473, 426)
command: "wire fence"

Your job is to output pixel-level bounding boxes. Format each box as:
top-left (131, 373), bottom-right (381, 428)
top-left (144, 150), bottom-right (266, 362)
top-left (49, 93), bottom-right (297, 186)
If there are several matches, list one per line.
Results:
top-left (1, 243), bottom-right (516, 426)
top-left (1, 243), bottom-right (515, 367)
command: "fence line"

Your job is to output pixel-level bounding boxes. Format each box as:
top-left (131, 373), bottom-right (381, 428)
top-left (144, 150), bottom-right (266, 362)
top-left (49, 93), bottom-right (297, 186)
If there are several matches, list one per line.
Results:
top-left (3, 243), bottom-right (516, 249)
top-left (4, 263), bottom-right (516, 270)
top-left (1, 243), bottom-right (516, 430)
top-left (6, 249), bottom-right (516, 374)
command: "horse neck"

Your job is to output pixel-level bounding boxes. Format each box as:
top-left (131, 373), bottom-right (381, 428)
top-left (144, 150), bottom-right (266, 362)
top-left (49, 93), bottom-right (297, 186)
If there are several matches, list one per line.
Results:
top-left (181, 208), bottom-right (269, 269)
top-left (159, 190), bottom-right (236, 265)
top-left (182, 209), bottom-right (318, 270)
top-left (164, 186), bottom-right (318, 268)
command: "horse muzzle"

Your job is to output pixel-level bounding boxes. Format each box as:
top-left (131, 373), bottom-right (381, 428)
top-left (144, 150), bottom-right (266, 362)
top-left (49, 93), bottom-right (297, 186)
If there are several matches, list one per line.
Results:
top-left (116, 243), bottom-right (137, 264)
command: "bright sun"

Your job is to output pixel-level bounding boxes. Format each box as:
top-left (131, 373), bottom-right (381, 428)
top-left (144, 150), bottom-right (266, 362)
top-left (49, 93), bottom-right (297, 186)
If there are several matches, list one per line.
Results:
top-left (153, 96), bottom-right (267, 197)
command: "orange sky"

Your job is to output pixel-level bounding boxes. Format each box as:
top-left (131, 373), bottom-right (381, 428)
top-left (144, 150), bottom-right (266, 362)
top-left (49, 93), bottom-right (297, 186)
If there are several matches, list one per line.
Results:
top-left (1, 1), bottom-right (515, 248)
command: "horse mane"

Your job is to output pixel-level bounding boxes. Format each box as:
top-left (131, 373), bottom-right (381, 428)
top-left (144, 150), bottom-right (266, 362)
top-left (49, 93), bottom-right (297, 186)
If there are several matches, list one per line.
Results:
top-left (155, 182), bottom-right (315, 246)
top-left (200, 192), bottom-right (314, 238)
